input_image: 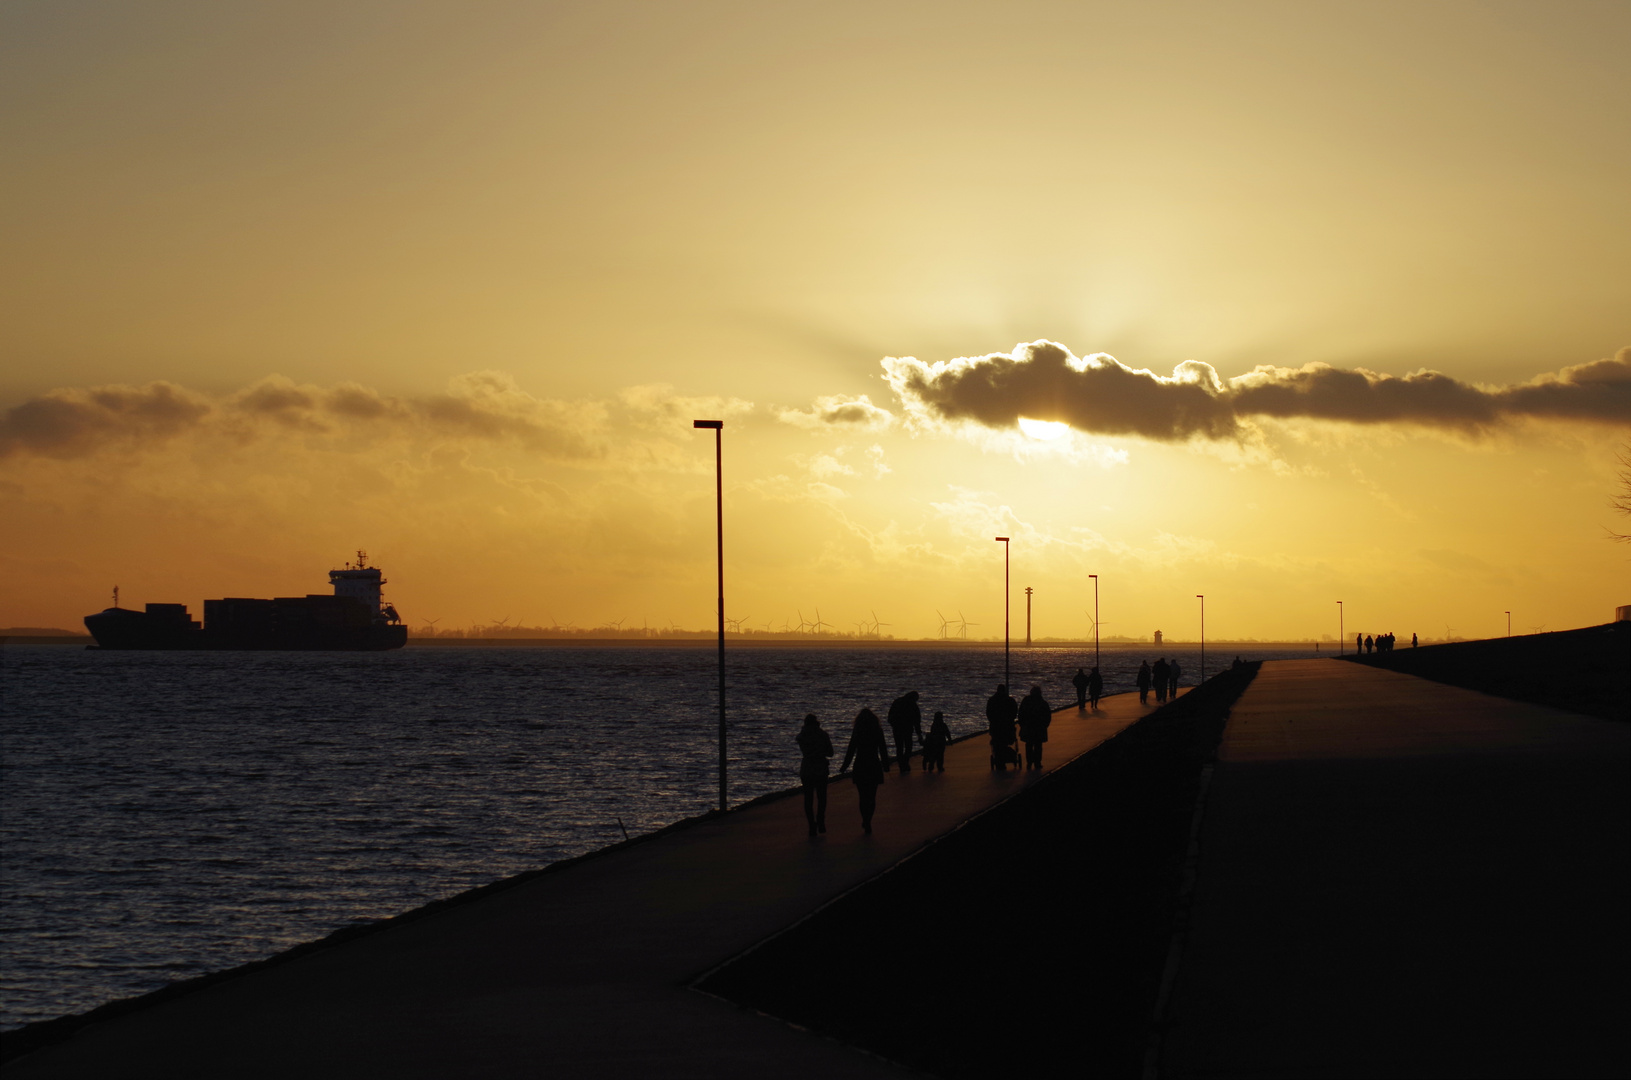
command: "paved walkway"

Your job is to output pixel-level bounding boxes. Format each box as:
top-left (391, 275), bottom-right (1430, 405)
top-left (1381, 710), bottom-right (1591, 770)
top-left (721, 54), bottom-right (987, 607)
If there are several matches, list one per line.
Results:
top-left (13, 691), bottom-right (1165, 1078)
top-left (1159, 659), bottom-right (1630, 1079)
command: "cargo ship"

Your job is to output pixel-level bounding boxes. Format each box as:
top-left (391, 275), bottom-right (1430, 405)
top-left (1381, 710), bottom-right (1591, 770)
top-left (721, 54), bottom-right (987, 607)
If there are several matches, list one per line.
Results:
top-left (83, 553), bottom-right (407, 650)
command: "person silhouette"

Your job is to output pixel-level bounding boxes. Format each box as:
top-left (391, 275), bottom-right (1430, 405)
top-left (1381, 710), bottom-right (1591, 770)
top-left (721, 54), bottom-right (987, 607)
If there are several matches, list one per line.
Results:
top-left (1169, 659), bottom-right (1182, 698)
top-left (1412, 632), bottom-right (1418, 648)
top-left (1137, 661), bottom-right (1152, 704)
top-left (1152, 658), bottom-right (1170, 703)
top-left (986, 683), bottom-right (1019, 771)
top-left (796, 714), bottom-right (833, 837)
top-left (1072, 667), bottom-right (1089, 709)
top-left (922, 710), bottom-right (950, 772)
top-left (1356, 632), bottom-right (1363, 654)
top-left (1017, 685), bottom-right (1052, 769)
top-left (886, 691), bottom-right (925, 776)
top-left (1087, 666), bottom-right (1103, 710)
top-left (1365, 634), bottom-right (1374, 654)
top-left (841, 707), bottom-right (891, 834)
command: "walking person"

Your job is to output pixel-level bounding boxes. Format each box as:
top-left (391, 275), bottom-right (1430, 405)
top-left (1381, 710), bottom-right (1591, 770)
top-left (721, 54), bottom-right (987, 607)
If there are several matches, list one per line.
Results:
top-left (922, 711), bottom-right (950, 772)
top-left (796, 714), bottom-right (833, 837)
top-left (1168, 659), bottom-right (1182, 699)
top-left (1152, 657), bottom-right (1170, 703)
top-left (1017, 685), bottom-right (1052, 769)
top-left (1072, 667), bottom-right (1089, 709)
top-left (1136, 661), bottom-right (1152, 705)
top-left (886, 691), bottom-right (925, 776)
top-left (986, 683), bottom-right (1019, 771)
top-left (841, 707), bottom-right (891, 834)
top-left (1087, 666), bottom-right (1103, 710)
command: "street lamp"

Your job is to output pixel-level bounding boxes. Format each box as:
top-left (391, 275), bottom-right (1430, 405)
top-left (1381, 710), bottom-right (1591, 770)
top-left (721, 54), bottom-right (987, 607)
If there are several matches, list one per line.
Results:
top-left (1197, 594), bottom-right (1205, 682)
top-left (995, 537), bottom-right (1010, 690)
top-left (1025, 586), bottom-right (1033, 646)
top-left (1337, 600), bottom-right (1343, 656)
top-left (693, 419), bottom-right (726, 812)
top-left (1089, 574), bottom-right (1099, 673)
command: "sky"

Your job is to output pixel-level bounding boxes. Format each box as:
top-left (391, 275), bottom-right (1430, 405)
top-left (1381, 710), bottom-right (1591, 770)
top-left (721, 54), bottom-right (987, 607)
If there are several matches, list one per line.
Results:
top-left (3, 0), bottom-right (1628, 640)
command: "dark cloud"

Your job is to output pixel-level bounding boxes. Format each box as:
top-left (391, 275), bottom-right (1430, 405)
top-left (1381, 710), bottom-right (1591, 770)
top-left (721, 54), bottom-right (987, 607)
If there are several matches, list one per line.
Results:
top-left (882, 342), bottom-right (1631, 441)
top-left (0, 373), bottom-right (603, 460)
top-left (777, 394), bottom-right (894, 430)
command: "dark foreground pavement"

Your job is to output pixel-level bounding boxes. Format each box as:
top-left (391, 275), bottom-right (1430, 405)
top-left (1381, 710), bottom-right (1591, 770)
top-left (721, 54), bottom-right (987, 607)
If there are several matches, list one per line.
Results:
top-left (1157, 659), bottom-right (1630, 1079)
top-left (7, 693), bottom-right (1158, 1078)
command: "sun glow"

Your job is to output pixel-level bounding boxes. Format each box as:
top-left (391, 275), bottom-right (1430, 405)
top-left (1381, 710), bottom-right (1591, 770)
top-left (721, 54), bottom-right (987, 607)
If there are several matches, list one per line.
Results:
top-left (1018, 417), bottom-right (1070, 441)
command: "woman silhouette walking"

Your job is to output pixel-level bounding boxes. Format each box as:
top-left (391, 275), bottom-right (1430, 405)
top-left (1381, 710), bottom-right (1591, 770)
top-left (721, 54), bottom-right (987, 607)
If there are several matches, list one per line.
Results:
top-left (796, 714), bottom-right (834, 837)
top-left (841, 707), bottom-right (892, 834)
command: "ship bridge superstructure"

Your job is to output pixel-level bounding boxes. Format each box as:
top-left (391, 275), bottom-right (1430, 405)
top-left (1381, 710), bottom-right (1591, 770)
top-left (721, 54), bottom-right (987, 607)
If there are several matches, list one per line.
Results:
top-left (329, 551), bottom-right (399, 622)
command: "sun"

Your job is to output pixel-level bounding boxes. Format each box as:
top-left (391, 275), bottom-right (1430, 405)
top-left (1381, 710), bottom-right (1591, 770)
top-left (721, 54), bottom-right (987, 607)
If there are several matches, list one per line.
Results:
top-left (1017, 417), bottom-right (1069, 441)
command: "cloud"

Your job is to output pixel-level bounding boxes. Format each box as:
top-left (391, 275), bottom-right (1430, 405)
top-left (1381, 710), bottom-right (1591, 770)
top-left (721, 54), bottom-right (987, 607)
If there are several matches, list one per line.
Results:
top-left (881, 341), bottom-right (1631, 442)
top-left (0, 372), bottom-right (605, 460)
top-left (777, 394), bottom-right (894, 431)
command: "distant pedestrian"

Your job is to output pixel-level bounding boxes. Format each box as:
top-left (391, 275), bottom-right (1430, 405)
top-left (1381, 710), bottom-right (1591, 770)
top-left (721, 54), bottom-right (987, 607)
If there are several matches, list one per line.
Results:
top-left (796, 714), bottom-right (833, 837)
top-left (1356, 633), bottom-right (1363, 654)
top-left (1169, 659), bottom-right (1182, 698)
top-left (1017, 686), bottom-right (1052, 769)
top-left (986, 683), bottom-right (1019, 771)
top-left (1412, 633), bottom-right (1418, 648)
top-left (1087, 666), bottom-right (1103, 709)
top-left (1136, 661), bottom-right (1152, 704)
top-left (1152, 658), bottom-right (1170, 703)
top-left (1072, 667), bottom-right (1089, 709)
top-left (841, 707), bottom-right (891, 834)
top-left (1365, 635), bottom-right (1374, 654)
top-left (922, 711), bottom-right (950, 772)
top-left (886, 691), bottom-right (925, 776)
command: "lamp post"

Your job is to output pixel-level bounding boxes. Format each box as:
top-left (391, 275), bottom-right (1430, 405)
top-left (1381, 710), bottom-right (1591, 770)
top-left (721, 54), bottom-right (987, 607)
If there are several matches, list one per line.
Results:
top-left (1337, 600), bottom-right (1344, 656)
top-left (995, 536), bottom-right (1010, 690)
top-left (1025, 586), bottom-right (1033, 646)
top-left (693, 419), bottom-right (726, 812)
top-left (1089, 573), bottom-right (1099, 672)
top-left (1197, 594), bottom-right (1205, 682)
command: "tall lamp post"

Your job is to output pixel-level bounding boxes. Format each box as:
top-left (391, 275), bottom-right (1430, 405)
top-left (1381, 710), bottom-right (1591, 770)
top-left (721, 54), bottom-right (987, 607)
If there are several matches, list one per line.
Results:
top-left (1089, 573), bottom-right (1099, 672)
top-left (1337, 600), bottom-right (1344, 656)
top-left (995, 536), bottom-right (1010, 690)
top-left (1025, 586), bottom-right (1033, 646)
top-left (1197, 594), bottom-right (1205, 682)
top-left (693, 419), bottom-right (726, 812)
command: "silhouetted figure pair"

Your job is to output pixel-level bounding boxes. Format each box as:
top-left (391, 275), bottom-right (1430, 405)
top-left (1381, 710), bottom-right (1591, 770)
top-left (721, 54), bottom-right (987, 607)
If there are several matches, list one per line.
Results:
top-left (1136, 661), bottom-right (1152, 704)
top-left (1017, 686), bottom-right (1052, 769)
top-left (887, 691), bottom-right (925, 775)
top-left (986, 683), bottom-right (1019, 770)
top-left (1168, 659), bottom-right (1182, 699)
top-left (1087, 666), bottom-right (1103, 709)
top-left (922, 711), bottom-right (950, 772)
top-left (796, 714), bottom-right (833, 837)
top-left (1072, 667), bottom-right (1089, 709)
top-left (1152, 658), bottom-right (1170, 703)
top-left (841, 708), bottom-right (891, 834)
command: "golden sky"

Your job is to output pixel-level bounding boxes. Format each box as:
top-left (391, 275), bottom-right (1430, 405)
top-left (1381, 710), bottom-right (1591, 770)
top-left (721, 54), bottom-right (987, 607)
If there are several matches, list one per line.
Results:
top-left (3, 0), bottom-right (1628, 639)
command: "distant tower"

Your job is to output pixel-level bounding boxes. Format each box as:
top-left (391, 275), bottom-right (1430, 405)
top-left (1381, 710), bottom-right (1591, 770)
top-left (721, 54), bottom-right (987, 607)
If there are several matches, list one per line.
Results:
top-left (330, 550), bottom-right (385, 616)
top-left (1154, 629), bottom-right (1163, 646)
top-left (1025, 587), bottom-right (1033, 645)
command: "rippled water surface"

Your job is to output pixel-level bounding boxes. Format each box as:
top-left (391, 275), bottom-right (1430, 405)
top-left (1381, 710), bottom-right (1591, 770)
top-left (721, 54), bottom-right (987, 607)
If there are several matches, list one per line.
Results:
top-left (0, 641), bottom-right (1314, 1029)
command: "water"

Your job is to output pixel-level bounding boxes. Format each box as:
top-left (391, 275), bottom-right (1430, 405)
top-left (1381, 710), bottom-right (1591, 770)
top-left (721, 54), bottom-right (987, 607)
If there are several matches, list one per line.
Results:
top-left (0, 641), bottom-right (1315, 1030)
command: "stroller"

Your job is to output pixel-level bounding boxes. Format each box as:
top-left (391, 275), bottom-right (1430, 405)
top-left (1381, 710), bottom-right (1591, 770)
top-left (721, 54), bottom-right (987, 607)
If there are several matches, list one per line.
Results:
top-left (989, 729), bottom-right (1020, 771)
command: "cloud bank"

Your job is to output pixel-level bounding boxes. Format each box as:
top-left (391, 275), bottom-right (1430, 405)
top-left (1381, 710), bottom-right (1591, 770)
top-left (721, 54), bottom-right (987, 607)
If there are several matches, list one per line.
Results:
top-left (881, 342), bottom-right (1631, 442)
top-left (0, 372), bottom-right (604, 460)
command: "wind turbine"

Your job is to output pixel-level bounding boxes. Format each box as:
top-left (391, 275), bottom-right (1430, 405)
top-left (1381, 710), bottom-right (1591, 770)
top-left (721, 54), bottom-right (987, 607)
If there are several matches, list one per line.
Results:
top-left (936, 610), bottom-right (951, 640)
top-left (957, 611), bottom-right (978, 640)
top-left (810, 608), bottom-right (833, 634)
top-left (870, 611), bottom-right (890, 639)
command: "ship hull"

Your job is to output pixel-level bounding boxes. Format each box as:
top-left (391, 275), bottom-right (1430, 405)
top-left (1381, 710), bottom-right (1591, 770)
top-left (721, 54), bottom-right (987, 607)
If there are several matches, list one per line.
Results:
top-left (84, 612), bottom-right (407, 651)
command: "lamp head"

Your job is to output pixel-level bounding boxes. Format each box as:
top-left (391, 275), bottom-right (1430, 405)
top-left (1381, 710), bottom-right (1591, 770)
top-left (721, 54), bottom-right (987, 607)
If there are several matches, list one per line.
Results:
top-left (693, 419), bottom-right (723, 429)
top-left (994, 536), bottom-right (1009, 542)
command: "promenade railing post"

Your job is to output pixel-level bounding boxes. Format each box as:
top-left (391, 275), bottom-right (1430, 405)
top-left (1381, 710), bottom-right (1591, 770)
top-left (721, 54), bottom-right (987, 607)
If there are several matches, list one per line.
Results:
top-left (1197, 594), bottom-right (1205, 682)
top-left (694, 419), bottom-right (726, 812)
top-left (1338, 600), bottom-right (1343, 656)
top-left (995, 537), bottom-right (1010, 690)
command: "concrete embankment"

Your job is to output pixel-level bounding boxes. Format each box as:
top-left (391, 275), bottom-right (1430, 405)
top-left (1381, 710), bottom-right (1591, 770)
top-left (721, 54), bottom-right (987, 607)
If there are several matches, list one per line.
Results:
top-left (698, 664), bottom-right (1260, 1079)
top-left (1347, 620), bottom-right (1628, 721)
